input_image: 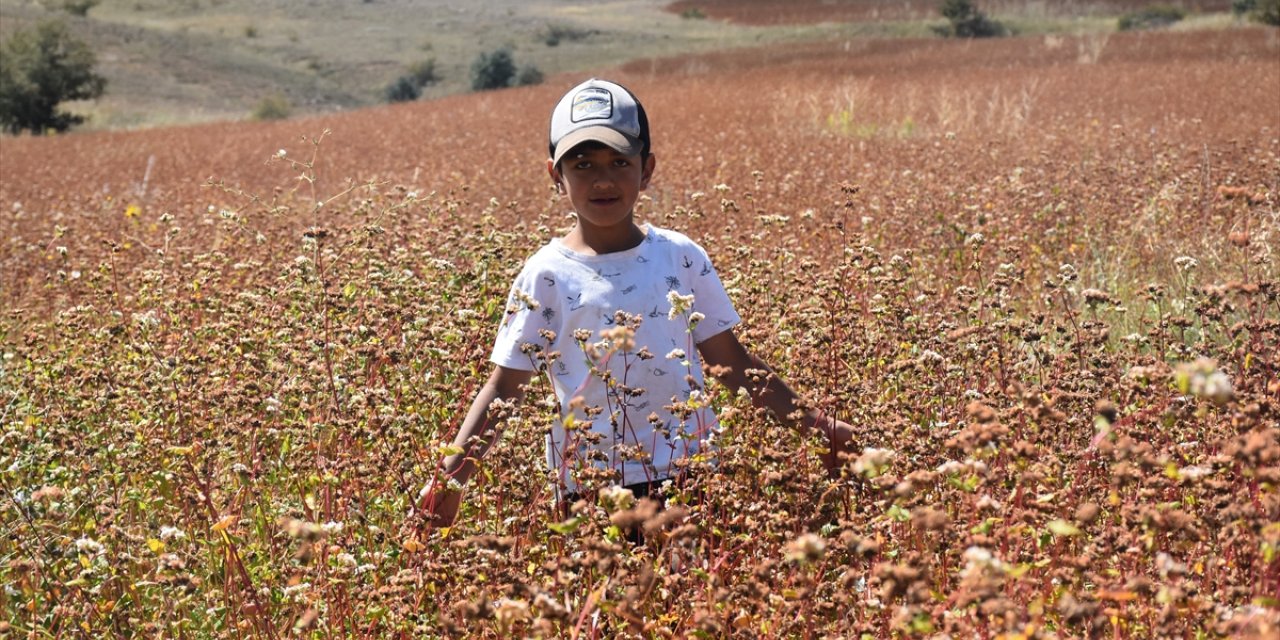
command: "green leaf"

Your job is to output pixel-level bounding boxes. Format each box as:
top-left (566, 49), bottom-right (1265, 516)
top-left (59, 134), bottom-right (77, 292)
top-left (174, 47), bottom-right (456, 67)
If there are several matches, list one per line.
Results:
top-left (436, 444), bottom-right (464, 457)
top-left (1007, 563), bottom-right (1032, 578)
top-left (971, 517), bottom-right (1001, 535)
top-left (546, 516), bottom-right (582, 535)
top-left (887, 503), bottom-right (911, 522)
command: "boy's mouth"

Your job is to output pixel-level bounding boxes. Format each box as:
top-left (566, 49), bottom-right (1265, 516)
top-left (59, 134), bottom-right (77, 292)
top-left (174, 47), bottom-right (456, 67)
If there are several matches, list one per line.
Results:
top-left (589, 196), bottom-right (620, 205)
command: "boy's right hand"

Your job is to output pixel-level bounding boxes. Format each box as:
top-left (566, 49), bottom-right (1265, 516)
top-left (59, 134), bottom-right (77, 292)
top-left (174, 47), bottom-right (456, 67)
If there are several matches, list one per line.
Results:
top-left (416, 478), bottom-right (463, 529)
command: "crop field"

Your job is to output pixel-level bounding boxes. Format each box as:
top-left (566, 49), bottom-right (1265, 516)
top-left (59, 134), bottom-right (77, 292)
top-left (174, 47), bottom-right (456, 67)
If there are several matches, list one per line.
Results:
top-left (1, 22), bottom-right (1278, 640)
top-left (664, 0), bottom-right (1238, 24)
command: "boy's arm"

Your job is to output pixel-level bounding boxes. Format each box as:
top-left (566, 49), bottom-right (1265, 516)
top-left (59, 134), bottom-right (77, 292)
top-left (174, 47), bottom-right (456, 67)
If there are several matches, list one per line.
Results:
top-left (417, 364), bottom-right (535, 528)
top-left (696, 329), bottom-right (855, 473)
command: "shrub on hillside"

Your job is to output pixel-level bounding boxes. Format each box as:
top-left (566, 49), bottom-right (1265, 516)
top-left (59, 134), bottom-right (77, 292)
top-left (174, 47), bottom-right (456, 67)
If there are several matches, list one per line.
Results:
top-left (0, 20), bottom-right (106, 134)
top-left (935, 0), bottom-right (1005, 38)
top-left (60, 0), bottom-right (99, 16)
top-left (406, 58), bottom-right (439, 88)
top-left (384, 76), bottom-right (420, 103)
top-left (542, 23), bottom-right (594, 47)
top-left (1239, 0), bottom-right (1280, 24)
top-left (384, 59), bottom-right (440, 104)
top-left (250, 93), bottom-right (291, 120)
top-left (515, 65), bottom-right (544, 87)
top-left (471, 48), bottom-right (516, 91)
top-left (1260, 0), bottom-right (1280, 24)
top-left (1118, 5), bottom-right (1186, 30)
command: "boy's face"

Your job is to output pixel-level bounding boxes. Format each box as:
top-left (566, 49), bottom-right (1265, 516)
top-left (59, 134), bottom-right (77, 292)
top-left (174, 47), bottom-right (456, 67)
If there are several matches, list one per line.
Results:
top-left (548, 142), bottom-right (655, 232)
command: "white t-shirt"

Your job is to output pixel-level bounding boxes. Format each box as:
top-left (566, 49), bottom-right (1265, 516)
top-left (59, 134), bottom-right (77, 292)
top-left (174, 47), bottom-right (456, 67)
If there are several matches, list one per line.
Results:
top-left (491, 225), bottom-right (740, 490)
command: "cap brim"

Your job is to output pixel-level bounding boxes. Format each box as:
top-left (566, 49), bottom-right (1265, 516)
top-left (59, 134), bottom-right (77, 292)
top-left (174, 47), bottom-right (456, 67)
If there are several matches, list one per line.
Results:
top-left (552, 126), bottom-right (641, 166)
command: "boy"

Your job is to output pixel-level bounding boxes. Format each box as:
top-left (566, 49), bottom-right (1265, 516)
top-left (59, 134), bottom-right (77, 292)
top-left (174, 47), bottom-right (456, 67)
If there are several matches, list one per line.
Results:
top-left (420, 78), bottom-right (854, 527)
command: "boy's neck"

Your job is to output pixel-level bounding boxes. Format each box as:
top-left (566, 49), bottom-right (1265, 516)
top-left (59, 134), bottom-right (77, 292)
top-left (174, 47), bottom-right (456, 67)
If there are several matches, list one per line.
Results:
top-left (562, 218), bottom-right (647, 256)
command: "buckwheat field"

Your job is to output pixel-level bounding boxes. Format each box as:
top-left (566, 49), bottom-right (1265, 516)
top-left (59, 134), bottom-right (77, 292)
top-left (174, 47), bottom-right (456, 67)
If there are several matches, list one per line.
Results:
top-left (1, 25), bottom-right (1277, 640)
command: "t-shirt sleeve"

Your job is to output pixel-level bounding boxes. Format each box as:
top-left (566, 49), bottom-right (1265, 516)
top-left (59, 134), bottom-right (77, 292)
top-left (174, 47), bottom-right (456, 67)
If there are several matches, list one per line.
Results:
top-left (688, 244), bottom-right (740, 344)
top-left (490, 262), bottom-right (552, 372)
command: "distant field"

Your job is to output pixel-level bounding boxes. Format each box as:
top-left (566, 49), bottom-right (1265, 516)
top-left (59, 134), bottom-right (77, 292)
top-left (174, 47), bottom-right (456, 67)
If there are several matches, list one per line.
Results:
top-left (1, 22), bottom-right (1277, 637)
top-left (665, 0), bottom-right (1238, 25)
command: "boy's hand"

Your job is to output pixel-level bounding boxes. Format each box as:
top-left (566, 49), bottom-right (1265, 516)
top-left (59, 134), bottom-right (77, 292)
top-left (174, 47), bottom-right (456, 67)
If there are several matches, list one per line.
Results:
top-left (415, 477), bottom-right (463, 529)
top-left (408, 364), bottom-right (532, 534)
top-left (813, 416), bottom-right (856, 477)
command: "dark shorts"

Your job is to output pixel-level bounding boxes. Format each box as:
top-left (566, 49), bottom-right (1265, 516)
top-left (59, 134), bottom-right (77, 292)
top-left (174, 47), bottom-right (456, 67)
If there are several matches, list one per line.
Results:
top-left (560, 477), bottom-right (673, 511)
top-left (560, 477), bottom-right (685, 545)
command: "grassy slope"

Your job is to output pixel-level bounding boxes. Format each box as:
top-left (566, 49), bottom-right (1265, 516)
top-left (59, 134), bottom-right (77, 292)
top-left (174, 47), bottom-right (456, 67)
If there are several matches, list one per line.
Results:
top-left (0, 0), bottom-right (790, 129)
top-left (0, 0), bottom-right (1251, 130)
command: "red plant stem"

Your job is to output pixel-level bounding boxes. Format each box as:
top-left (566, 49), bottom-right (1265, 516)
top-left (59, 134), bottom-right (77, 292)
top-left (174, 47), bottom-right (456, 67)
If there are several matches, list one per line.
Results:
top-left (184, 458), bottom-right (278, 639)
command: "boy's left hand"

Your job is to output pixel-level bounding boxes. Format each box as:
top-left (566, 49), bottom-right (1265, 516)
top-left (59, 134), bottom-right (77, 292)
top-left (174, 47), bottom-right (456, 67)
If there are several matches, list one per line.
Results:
top-left (812, 415), bottom-right (856, 477)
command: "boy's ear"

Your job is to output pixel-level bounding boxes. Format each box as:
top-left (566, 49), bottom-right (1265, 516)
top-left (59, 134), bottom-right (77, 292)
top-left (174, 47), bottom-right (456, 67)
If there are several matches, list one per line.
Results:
top-left (546, 158), bottom-right (564, 193)
top-left (640, 153), bottom-right (656, 190)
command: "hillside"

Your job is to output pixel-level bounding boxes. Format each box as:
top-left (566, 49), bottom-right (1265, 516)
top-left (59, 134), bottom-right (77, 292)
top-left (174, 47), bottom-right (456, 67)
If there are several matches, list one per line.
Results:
top-left (1, 0), bottom-right (1254, 131)
top-left (0, 0), bottom-right (785, 129)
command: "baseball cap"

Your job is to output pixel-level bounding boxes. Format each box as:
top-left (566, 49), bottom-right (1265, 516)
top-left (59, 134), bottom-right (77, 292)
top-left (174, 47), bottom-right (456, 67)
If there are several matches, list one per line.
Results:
top-left (548, 78), bottom-right (650, 167)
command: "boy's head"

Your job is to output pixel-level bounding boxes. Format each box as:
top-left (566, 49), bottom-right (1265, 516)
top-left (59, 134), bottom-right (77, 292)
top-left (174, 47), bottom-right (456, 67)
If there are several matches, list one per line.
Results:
top-left (548, 78), bottom-right (650, 169)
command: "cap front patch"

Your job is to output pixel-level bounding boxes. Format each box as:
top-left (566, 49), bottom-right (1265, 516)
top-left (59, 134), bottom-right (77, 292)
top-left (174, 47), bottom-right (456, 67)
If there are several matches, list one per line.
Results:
top-left (571, 87), bottom-right (613, 123)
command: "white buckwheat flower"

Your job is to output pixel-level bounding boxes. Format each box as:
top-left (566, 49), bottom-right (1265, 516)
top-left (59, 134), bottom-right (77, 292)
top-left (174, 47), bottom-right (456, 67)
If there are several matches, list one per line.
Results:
top-left (75, 537), bottom-right (104, 554)
top-left (667, 290), bottom-right (695, 319)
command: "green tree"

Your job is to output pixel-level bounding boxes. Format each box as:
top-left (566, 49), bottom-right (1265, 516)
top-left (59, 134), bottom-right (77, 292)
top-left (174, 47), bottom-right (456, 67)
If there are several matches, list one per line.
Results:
top-left (937, 0), bottom-right (1005, 38)
top-left (0, 20), bottom-right (106, 134)
top-left (470, 48), bottom-right (516, 91)
top-left (1231, 0), bottom-right (1279, 21)
top-left (1233, 0), bottom-right (1257, 16)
